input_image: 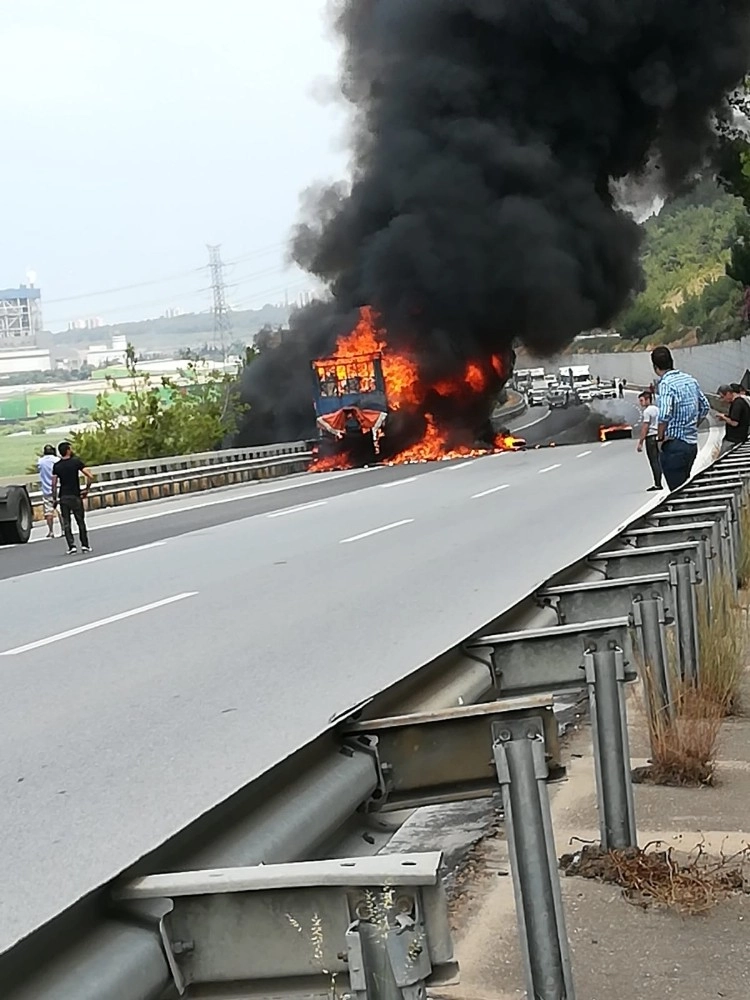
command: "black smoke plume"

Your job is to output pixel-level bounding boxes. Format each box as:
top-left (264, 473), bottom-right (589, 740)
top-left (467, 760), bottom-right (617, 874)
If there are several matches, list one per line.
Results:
top-left (238, 0), bottom-right (750, 448)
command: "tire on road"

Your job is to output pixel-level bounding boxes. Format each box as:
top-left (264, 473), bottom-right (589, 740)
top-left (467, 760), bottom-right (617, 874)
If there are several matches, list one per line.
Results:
top-left (0, 486), bottom-right (33, 544)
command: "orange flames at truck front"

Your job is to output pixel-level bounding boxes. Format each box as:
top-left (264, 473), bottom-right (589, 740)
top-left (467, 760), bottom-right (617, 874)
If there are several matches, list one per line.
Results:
top-left (310, 306), bottom-right (523, 470)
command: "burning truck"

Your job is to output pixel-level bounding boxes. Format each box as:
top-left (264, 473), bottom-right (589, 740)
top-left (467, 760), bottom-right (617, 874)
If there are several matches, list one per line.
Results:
top-left (306, 307), bottom-right (525, 470)
top-left (312, 351), bottom-right (388, 465)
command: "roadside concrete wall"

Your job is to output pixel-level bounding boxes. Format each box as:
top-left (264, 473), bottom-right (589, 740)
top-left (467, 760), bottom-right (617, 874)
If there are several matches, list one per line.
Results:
top-left (519, 335), bottom-right (750, 390)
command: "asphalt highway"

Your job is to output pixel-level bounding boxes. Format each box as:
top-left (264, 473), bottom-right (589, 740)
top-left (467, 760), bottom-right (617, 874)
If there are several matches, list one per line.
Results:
top-left (0, 435), bottom-right (707, 954)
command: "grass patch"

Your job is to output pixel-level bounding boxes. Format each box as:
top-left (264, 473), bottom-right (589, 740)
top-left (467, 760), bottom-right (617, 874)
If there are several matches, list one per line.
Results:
top-left (0, 432), bottom-right (62, 479)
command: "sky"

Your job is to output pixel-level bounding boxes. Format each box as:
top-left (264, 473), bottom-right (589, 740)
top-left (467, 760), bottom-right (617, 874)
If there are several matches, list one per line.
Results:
top-left (0, 0), bottom-right (347, 331)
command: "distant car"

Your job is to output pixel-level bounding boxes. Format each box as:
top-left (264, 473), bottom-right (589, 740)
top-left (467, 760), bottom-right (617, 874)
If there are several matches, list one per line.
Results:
top-left (547, 387), bottom-right (569, 409)
top-left (592, 379), bottom-right (617, 400)
top-left (527, 386), bottom-right (547, 407)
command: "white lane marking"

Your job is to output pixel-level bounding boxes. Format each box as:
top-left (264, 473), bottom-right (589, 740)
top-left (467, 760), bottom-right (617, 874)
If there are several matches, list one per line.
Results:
top-left (266, 500), bottom-right (327, 518)
top-left (600, 441), bottom-right (611, 448)
top-left (40, 541), bottom-right (166, 573)
top-left (538, 464), bottom-right (561, 474)
top-left (380, 476), bottom-right (418, 489)
top-left (32, 468), bottom-right (372, 538)
top-left (576, 450), bottom-right (592, 459)
top-left (472, 484), bottom-right (510, 499)
top-left (512, 409), bottom-right (550, 432)
top-left (0, 592), bottom-right (198, 656)
top-left (443, 461), bottom-right (476, 471)
top-left (340, 519), bottom-right (414, 544)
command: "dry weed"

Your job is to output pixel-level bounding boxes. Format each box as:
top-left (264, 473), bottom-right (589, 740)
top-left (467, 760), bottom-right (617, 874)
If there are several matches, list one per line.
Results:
top-left (634, 628), bottom-right (722, 785)
top-left (697, 574), bottom-right (746, 716)
top-left (560, 841), bottom-right (749, 914)
top-left (635, 678), bottom-right (723, 786)
top-left (737, 503), bottom-right (750, 590)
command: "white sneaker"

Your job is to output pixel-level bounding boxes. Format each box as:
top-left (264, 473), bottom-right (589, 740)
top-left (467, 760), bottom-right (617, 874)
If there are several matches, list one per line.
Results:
top-left (66, 547), bottom-right (77, 555)
top-left (82, 546), bottom-right (92, 553)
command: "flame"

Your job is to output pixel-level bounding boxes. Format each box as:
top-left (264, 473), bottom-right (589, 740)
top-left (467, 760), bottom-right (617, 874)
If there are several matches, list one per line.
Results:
top-left (309, 454), bottom-right (353, 473)
top-left (313, 306), bottom-right (521, 467)
top-left (318, 305), bottom-right (420, 410)
top-left (599, 424), bottom-right (632, 442)
top-left (494, 433), bottom-right (526, 451)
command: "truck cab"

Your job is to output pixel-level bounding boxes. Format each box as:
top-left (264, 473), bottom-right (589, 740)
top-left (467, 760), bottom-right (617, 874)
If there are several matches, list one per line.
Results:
top-left (311, 353), bottom-right (388, 461)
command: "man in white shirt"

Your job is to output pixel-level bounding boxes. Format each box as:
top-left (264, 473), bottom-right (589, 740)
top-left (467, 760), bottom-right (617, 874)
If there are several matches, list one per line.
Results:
top-left (636, 390), bottom-right (662, 491)
top-left (36, 443), bottom-right (58, 538)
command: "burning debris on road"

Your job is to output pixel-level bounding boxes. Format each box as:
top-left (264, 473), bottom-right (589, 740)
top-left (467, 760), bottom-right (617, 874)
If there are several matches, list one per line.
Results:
top-left (599, 425), bottom-right (633, 443)
top-left (237, 0), bottom-right (750, 464)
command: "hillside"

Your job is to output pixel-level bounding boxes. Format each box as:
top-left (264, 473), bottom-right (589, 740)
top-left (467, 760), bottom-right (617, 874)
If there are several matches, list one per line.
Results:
top-left (572, 180), bottom-right (749, 351)
top-left (638, 181), bottom-right (742, 309)
top-left (47, 303), bottom-right (290, 356)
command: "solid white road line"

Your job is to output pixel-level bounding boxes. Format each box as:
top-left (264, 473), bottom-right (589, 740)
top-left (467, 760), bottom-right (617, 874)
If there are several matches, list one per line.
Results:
top-left (266, 500), bottom-right (327, 518)
top-left (0, 592), bottom-right (198, 656)
top-left (538, 464), bottom-right (561, 474)
top-left (513, 410), bottom-right (550, 432)
top-left (40, 541), bottom-right (166, 573)
top-left (340, 519), bottom-right (414, 544)
top-left (600, 441), bottom-right (611, 448)
top-left (576, 450), bottom-right (592, 458)
top-left (380, 476), bottom-right (418, 489)
top-left (471, 484), bottom-right (510, 499)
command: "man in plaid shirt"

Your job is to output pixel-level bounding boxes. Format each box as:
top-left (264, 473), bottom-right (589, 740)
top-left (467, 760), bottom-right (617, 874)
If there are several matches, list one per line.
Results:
top-left (651, 347), bottom-right (709, 490)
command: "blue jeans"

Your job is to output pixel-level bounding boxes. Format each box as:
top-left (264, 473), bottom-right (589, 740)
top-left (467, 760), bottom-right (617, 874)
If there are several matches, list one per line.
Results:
top-left (659, 439), bottom-right (697, 491)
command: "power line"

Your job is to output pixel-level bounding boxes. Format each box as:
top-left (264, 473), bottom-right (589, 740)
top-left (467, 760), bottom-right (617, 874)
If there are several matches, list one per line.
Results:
top-left (42, 240), bottom-right (291, 306)
top-left (44, 267), bottom-right (205, 305)
top-left (207, 244), bottom-right (231, 360)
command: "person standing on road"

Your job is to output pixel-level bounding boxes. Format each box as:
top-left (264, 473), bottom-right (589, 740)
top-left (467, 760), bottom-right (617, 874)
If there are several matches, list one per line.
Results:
top-left (716, 384), bottom-right (750, 456)
top-left (51, 442), bottom-right (94, 555)
top-left (636, 391), bottom-right (662, 491)
top-left (651, 347), bottom-right (709, 491)
top-left (36, 443), bottom-right (59, 538)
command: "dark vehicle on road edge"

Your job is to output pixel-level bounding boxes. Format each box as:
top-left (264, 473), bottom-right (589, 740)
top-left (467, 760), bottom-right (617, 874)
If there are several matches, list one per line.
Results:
top-left (0, 485), bottom-right (33, 544)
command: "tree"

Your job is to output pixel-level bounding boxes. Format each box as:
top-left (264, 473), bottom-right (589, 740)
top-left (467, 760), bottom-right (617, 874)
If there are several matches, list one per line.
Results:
top-left (676, 276), bottom-right (745, 344)
top-left (726, 213), bottom-right (750, 288)
top-left (615, 297), bottom-right (664, 341)
top-left (70, 344), bottom-right (246, 465)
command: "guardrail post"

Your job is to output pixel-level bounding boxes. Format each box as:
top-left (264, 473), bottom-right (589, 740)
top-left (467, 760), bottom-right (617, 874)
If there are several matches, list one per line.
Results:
top-left (492, 716), bottom-right (575, 1000)
top-left (584, 646), bottom-right (637, 851)
top-left (669, 560), bottom-right (700, 684)
top-left (631, 596), bottom-right (673, 719)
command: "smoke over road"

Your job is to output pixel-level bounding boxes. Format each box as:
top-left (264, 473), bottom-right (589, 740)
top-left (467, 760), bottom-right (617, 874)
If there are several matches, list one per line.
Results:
top-left (238, 0), bottom-right (750, 448)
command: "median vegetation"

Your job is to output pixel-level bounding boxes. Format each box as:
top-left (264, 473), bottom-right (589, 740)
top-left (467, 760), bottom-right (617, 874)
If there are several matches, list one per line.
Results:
top-left (69, 346), bottom-right (245, 466)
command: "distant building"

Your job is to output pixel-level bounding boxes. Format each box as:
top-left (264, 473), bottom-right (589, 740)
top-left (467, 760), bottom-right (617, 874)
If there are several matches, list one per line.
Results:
top-left (163, 306), bottom-right (185, 319)
top-left (0, 347), bottom-right (51, 374)
top-left (68, 316), bottom-right (104, 330)
top-left (0, 285), bottom-right (43, 347)
top-left (0, 284), bottom-right (51, 373)
top-left (86, 334), bottom-right (128, 368)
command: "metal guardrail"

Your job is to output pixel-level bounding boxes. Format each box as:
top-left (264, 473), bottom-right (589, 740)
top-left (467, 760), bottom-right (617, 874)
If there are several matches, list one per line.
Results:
top-left (24, 448), bottom-right (313, 519)
top-left (5, 440), bottom-right (750, 1000)
top-left (0, 440), bottom-right (311, 493)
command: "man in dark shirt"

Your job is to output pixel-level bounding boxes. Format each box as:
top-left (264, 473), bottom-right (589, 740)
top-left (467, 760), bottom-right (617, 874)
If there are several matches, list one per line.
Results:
top-left (52, 442), bottom-right (94, 554)
top-left (717, 385), bottom-right (750, 456)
